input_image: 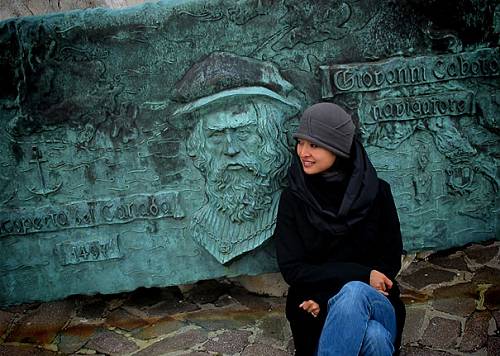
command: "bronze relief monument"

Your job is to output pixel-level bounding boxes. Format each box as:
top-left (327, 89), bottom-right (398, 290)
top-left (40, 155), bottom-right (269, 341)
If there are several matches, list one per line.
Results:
top-left (0, 0), bottom-right (498, 305)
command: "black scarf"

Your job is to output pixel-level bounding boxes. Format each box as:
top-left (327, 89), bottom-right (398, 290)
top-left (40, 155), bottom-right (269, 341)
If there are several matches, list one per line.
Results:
top-left (288, 139), bottom-right (379, 235)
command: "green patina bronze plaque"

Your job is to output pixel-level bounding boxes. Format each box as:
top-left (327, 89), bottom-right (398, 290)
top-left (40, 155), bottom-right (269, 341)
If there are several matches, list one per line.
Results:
top-left (0, 0), bottom-right (498, 305)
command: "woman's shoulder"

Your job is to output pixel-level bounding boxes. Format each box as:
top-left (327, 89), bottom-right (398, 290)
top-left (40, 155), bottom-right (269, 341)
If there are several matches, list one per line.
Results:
top-left (377, 178), bottom-right (392, 191)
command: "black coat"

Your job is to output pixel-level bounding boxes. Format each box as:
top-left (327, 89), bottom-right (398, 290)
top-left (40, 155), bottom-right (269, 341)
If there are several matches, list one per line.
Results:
top-left (274, 142), bottom-right (405, 356)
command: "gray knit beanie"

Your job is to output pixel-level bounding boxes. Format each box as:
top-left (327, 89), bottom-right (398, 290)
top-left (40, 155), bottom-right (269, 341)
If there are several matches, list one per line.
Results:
top-left (293, 102), bottom-right (355, 158)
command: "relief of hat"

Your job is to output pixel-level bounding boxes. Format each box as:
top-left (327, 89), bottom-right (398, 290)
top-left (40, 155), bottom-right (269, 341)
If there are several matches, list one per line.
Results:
top-left (171, 52), bottom-right (301, 117)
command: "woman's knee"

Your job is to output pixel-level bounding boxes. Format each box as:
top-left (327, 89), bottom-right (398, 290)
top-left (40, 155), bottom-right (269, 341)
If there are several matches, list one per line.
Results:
top-left (361, 320), bottom-right (394, 355)
top-left (329, 281), bottom-right (370, 302)
top-left (327, 281), bottom-right (372, 310)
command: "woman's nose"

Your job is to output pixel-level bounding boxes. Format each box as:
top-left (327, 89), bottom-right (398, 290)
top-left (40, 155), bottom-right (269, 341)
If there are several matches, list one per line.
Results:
top-left (298, 145), bottom-right (310, 157)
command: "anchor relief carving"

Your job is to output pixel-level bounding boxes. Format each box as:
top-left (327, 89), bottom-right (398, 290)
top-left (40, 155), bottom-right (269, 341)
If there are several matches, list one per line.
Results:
top-left (27, 146), bottom-right (63, 197)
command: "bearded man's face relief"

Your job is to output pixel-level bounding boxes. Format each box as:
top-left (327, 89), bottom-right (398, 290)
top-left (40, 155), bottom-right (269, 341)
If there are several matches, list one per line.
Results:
top-left (185, 99), bottom-right (293, 263)
top-left (196, 104), bottom-right (272, 223)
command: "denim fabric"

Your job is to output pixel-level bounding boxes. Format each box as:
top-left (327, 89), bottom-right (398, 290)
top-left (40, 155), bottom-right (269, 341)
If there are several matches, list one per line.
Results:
top-left (316, 281), bottom-right (397, 356)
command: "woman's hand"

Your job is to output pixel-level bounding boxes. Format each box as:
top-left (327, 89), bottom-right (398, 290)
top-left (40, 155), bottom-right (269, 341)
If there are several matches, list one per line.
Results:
top-left (370, 270), bottom-right (393, 296)
top-left (299, 300), bottom-right (320, 317)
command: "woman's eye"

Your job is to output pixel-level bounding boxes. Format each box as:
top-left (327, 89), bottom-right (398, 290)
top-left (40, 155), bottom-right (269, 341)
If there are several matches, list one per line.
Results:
top-left (310, 143), bottom-right (317, 148)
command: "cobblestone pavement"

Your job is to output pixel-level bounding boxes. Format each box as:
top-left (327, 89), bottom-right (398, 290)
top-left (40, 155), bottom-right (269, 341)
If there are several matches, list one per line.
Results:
top-left (0, 240), bottom-right (498, 356)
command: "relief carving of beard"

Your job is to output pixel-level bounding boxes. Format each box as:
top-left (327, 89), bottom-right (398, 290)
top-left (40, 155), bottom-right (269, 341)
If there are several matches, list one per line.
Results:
top-left (205, 161), bottom-right (273, 224)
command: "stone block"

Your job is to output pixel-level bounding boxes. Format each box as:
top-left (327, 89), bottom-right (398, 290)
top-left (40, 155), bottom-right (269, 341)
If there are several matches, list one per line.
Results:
top-left (473, 267), bottom-right (500, 286)
top-left (185, 280), bottom-right (231, 304)
top-left (427, 251), bottom-right (470, 271)
top-left (132, 316), bottom-right (186, 340)
top-left (241, 343), bottom-right (291, 356)
top-left (257, 313), bottom-right (292, 346)
top-left (204, 329), bottom-right (252, 354)
top-left (0, 344), bottom-right (57, 355)
top-left (400, 346), bottom-right (454, 355)
top-left (105, 308), bottom-right (149, 331)
top-left (6, 300), bottom-right (74, 344)
top-left (402, 306), bottom-right (427, 344)
top-left (464, 242), bottom-right (500, 265)
top-left (0, 310), bottom-right (14, 337)
top-left (421, 317), bottom-right (461, 349)
top-left (485, 285), bottom-right (500, 310)
top-left (134, 328), bottom-right (208, 355)
top-left (181, 308), bottom-right (259, 331)
top-left (144, 299), bottom-right (200, 318)
top-left (400, 266), bottom-right (457, 290)
top-left (487, 336), bottom-right (500, 356)
top-left (459, 311), bottom-right (491, 352)
top-left (234, 273), bottom-right (289, 297)
top-left (85, 329), bottom-right (139, 355)
top-left (75, 299), bottom-right (108, 319)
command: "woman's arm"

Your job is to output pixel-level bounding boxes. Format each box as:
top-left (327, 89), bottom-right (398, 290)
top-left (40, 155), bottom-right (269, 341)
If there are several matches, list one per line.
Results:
top-left (371, 181), bottom-right (404, 282)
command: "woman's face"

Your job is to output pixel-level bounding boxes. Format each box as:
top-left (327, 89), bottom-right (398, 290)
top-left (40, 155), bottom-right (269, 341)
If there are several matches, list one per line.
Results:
top-left (296, 139), bottom-right (336, 175)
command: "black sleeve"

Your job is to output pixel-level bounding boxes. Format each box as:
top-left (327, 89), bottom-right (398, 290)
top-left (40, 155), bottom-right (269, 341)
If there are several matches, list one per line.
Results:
top-left (371, 181), bottom-right (403, 282)
top-left (275, 190), bottom-right (372, 291)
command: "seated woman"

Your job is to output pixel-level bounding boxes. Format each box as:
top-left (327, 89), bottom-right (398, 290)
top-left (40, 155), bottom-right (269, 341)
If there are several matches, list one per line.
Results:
top-left (274, 102), bottom-right (405, 356)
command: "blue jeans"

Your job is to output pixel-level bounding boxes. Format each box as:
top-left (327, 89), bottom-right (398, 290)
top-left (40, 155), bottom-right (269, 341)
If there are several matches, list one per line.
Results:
top-left (317, 281), bottom-right (397, 356)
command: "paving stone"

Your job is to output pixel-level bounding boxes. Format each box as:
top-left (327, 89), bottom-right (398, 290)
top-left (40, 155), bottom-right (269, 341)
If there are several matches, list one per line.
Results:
top-left (241, 343), bottom-right (292, 356)
top-left (400, 346), bottom-right (454, 355)
top-left (287, 338), bottom-right (296, 355)
top-left (485, 285), bottom-right (500, 310)
top-left (204, 329), bottom-right (252, 354)
top-left (235, 272), bottom-right (289, 297)
top-left (134, 328), bottom-right (208, 355)
top-left (76, 298), bottom-right (108, 319)
top-left (230, 285), bottom-right (273, 310)
top-left (258, 314), bottom-right (291, 344)
top-left (493, 310), bottom-right (500, 327)
top-left (427, 251), bottom-right (470, 271)
top-left (214, 294), bottom-right (238, 307)
top-left (399, 286), bottom-right (430, 304)
top-left (487, 336), bottom-right (500, 356)
top-left (400, 267), bottom-right (456, 290)
top-left (105, 308), bottom-right (149, 331)
top-left (432, 297), bottom-right (477, 317)
top-left (473, 266), bottom-right (500, 286)
top-left (183, 307), bottom-right (259, 331)
top-left (464, 243), bottom-right (499, 264)
top-left (58, 332), bottom-right (94, 354)
top-left (125, 286), bottom-right (182, 308)
top-left (402, 306), bottom-right (426, 344)
top-left (132, 316), bottom-right (186, 340)
top-left (6, 300), bottom-right (74, 344)
top-left (460, 311), bottom-right (491, 352)
top-left (0, 310), bottom-right (14, 337)
top-left (432, 283), bottom-right (477, 317)
top-left (0, 344), bottom-right (57, 355)
top-left (145, 299), bottom-right (200, 318)
top-left (421, 317), bottom-right (461, 349)
top-left (186, 280), bottom-right (230, 304)
top-left (1, 303), bottom-right (40, 314)
top-left (85, 329), bottom-right (139, 355)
